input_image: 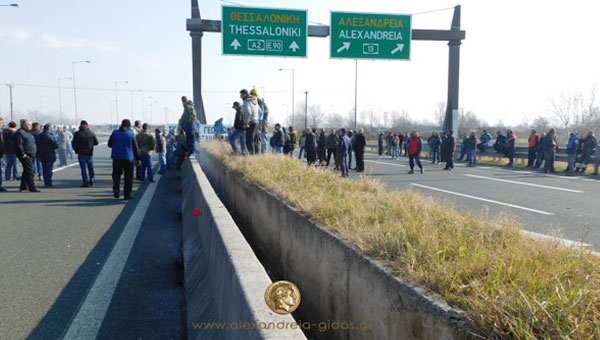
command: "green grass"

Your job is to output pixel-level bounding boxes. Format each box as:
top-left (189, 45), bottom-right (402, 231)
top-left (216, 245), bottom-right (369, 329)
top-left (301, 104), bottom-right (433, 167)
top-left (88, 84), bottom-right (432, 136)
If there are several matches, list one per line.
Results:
top-left (203, 140), bottom-right (600, 339)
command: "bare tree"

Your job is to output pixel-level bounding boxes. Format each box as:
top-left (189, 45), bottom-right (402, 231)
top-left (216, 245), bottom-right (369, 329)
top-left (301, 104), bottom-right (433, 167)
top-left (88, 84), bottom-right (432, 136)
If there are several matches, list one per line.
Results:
top-left (307, 104), bottom-right (325, 128)
top-left (327, 112), bottom-right (345, 127)
top-left (550, 91), bottom-right (582, 132)
top-left (458, 109), bottom-right (483, 137)
top-left (434, 101), bottom-right (446, 129)
top-left (532, 115), bottom-right (551, 132)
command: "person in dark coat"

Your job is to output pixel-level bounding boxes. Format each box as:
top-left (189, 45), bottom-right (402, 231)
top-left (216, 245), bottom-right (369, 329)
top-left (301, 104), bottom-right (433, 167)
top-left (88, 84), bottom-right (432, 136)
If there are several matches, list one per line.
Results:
top-left (72, 120), bottom-right (99, 187)
top-left (354, 128), bottom-right (366, 172)
top-left (304, 128), bottom-right (317, 166)
top-left (336, 128), bottom-right (351, 177)
top-left (377, 132), bottom-right (384, 156)
top-left (0, 117), bottom-right (6, 191)
top-left (3, 121), bottom-right (20, 181)
top-left (31, 122), bottom-right (43, 181)
top-left (317, 128), bottom-right (326, 165)
top-left (36, 124), bottom-right (58, 187)
top-left (229, 101), bottom-right (247, 155)
top-left (442, 131), bottom-right (456, 170)
top-left (15, 119), bottom-right (40, 192)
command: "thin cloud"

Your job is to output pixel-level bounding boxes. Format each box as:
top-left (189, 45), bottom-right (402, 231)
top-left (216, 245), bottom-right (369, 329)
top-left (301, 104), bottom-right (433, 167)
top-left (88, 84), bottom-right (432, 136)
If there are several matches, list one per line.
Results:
top-left (0, 27), bottom-right (31, 41)
top-left (41, 33), bottom-right (116, 51)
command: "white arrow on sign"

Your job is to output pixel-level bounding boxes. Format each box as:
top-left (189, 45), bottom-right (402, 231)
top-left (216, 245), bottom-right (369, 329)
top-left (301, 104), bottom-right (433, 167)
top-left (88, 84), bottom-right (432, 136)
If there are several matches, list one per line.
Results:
top-left (391, 44), bottom-right (404, 55)
top-left (230, 39), bottom-right (241, 50)
top-left (336, 42), bottom-right (350, 53)
top-left (289, 41), bottom-right (299, 52)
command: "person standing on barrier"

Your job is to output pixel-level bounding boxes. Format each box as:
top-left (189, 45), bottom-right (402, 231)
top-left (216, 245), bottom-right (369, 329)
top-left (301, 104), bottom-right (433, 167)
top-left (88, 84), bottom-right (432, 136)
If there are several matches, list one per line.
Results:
top-left (15, 119), bottom-right (40, 192)
top-left (36, 124), bottom-right (58, 188)
top-left (337, 128), bottom-right (351, 177)
top-left (354, 128), bottom-right (366, 172)
top-left (0, 117), bottom-right (6, 192)
top-left (407, 131), bottom-right (424, 174)
top-left (109, 119), bottom-right (140, 200)
top-left (543, 129), bottom-right (558, 174)
top-left (240, 89), bottom-right (259, 155)
top-left (72, 120), bottom-right (99, 187)
top-left (442, 130), bottom-right (456, 170)
top-left (575, 131), bottom-right (596, 173)
top-left (229, 101), bottom-right (247, 156)
top-left (178, 97), bottom-right (197, 156)
top-left (251, 88), bottom-right (269, 154)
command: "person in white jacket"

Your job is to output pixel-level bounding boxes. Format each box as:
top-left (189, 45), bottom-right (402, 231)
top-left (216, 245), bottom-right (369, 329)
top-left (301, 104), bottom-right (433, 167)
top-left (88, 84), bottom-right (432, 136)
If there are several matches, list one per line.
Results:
top-left (240, 89), bottom-right (261, 155)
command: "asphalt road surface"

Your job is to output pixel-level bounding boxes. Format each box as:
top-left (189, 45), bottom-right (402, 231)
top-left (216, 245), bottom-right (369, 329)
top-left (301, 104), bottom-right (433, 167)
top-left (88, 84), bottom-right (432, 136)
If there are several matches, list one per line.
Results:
top-left (0, 143), bottom-right (185, 340)
top-left (346, 153), bottom-right (600, 250)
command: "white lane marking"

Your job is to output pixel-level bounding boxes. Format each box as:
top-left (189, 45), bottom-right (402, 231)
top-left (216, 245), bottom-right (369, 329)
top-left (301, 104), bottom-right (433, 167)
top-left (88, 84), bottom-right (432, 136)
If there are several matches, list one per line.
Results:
top-left (365, 160), bottom-right (406, 167)
top-left (521, 230), bottom-right (592, 250)
top-left (464, 174), bottom-right (583, 193)
top-left (52, 143), bottom-right (108, 173)
top-left (62, 174), bottom-right (161, 340)
top-left (52, 163), bottom-right (79, 173)
top-left (410, 183), bottom-right (554, 216)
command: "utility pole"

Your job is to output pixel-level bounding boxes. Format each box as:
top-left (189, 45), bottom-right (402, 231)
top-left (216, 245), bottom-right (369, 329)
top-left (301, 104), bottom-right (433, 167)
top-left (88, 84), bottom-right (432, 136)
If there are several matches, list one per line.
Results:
top-left (304, 91), bottom-right (308, 129)
top-left (354, 59), bottom-right (358, 130)
top-left (6, 84), bottom-right (14, 122)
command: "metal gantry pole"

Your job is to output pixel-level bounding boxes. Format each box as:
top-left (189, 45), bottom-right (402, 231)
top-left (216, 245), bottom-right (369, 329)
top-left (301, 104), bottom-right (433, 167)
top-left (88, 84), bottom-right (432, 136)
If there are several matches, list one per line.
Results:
top-left (354, 59), bottom-right (358, 130)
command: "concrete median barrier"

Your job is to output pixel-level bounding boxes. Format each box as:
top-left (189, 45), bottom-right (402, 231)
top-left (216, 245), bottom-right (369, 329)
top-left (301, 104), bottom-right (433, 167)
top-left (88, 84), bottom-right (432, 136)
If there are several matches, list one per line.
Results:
top-left (198, 148), bottom-right (475, 340)
top-left (181, 156), bottom-right (306, 340)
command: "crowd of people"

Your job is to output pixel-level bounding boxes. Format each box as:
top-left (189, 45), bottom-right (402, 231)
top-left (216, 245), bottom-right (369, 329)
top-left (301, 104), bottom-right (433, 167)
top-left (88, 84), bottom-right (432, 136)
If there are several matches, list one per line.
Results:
top-left (377, 128), bottom-right (600, 176)
top-left (0, 95), bottom-right (198, 197)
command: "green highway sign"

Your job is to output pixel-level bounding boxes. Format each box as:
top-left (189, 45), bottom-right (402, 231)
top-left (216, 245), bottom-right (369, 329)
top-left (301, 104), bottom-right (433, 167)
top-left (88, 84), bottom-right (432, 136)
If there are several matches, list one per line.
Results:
top-left (330, 12), bottom-right (411, 60)
top-left (222, 6), bottom-right (307, 57)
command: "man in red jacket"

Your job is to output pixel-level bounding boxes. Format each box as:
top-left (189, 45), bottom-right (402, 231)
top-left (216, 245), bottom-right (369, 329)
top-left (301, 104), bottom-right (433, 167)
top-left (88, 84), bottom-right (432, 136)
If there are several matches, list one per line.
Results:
top-left (407, 131), bottom-right (424, 174)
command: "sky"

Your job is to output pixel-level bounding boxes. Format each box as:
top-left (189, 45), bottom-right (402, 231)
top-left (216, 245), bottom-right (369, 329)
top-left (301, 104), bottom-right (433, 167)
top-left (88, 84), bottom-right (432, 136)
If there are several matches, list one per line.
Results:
top-left (1, 0), bottom-right (600, 127)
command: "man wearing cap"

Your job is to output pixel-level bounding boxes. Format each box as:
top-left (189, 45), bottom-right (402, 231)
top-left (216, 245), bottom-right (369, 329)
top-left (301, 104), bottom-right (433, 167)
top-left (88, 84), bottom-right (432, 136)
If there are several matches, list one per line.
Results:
top-left (229, 101), bottom-right (247, 155)
top-left (240, 89), bottom-right (260, 155)
top-left (72, 120), bottom-right (99, 187)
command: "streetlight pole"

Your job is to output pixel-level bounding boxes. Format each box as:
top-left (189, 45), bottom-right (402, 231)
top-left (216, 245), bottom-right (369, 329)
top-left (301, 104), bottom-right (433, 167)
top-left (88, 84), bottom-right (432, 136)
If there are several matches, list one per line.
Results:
top-left (354, 59), bottom-right (358, 130)
top-left (114, 80), bottom-right (129, 128)
top-left (304, 91), bottom-right (308, 129)
top-left (72, 60), bottom-right (91, 124)
top-left (6, 84), bottom-right (14, 122)
top-left (279, 68), bottom-right (295, 125)
top-left (58, 77), bottom-right (72, 124)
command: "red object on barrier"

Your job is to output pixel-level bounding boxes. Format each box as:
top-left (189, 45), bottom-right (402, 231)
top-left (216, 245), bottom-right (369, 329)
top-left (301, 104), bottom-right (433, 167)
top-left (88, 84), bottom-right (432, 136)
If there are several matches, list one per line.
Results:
top-left (193, 208), bottom-right (202, 217)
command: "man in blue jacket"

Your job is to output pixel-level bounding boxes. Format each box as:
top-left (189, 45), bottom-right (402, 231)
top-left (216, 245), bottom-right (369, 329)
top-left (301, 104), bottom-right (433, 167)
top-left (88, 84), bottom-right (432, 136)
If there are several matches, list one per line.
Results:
top-left (36, 124), bottom-right (58, 187)
top-left (108, 119), bottom-right (140, 200)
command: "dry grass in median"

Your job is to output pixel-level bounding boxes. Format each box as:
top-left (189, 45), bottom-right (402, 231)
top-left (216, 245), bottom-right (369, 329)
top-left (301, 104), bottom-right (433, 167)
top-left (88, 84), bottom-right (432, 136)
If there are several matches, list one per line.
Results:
top-left (202, 141), bottom-right (600, 339)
